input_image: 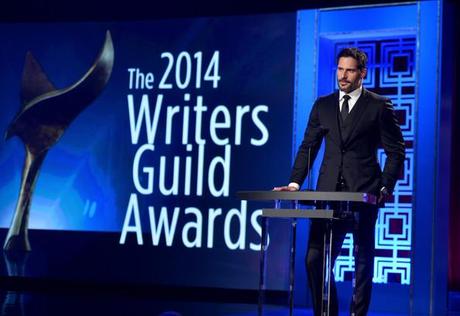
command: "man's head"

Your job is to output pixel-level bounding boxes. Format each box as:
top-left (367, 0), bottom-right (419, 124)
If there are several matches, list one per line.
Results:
top-left (336, 47), bottom-right (368, 93)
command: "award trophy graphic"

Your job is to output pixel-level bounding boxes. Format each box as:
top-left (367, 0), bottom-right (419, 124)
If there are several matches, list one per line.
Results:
top-left (3, 31), bottom-right (114, 252)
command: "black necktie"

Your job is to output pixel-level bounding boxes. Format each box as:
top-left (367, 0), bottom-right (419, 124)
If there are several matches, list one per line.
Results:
top-left (341, 95), bottom-right (351, 122)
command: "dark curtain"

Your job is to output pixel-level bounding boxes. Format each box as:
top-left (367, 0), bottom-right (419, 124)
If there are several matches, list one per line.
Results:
top-left (447, 0), bottom-right (460, 292)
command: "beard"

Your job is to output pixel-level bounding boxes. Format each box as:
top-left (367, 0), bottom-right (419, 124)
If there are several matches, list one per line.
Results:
top-left (338, 79), bottom-right (359, 93)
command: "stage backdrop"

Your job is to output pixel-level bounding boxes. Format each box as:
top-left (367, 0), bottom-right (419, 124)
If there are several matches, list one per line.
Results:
top-left (0, 1), bottom-right (447, 314)
top-left (0, 15), bottom-right (295, 290)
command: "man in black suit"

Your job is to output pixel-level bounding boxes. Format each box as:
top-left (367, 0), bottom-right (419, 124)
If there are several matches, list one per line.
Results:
top-left (274, 47), bottom-right (405, 315)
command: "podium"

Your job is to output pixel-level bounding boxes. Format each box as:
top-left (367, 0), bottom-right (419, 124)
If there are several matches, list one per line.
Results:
top-left (237, 191), bottom-right (376, 316)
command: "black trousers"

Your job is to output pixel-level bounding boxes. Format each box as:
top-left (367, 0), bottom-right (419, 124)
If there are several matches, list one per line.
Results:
top-left (306, 200), bottom-right (378, 316)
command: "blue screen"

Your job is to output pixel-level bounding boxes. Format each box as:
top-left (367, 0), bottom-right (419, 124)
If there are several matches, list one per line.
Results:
top-left (0, 14), bottom-right (296, 290)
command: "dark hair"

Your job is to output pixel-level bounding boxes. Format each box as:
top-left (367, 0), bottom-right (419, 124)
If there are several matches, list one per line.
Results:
top-left (337, 47), bottom-right (368, 70)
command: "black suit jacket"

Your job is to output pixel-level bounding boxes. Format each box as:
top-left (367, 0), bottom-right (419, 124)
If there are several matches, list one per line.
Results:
top-left (290, 88), bottom-right (405, 195)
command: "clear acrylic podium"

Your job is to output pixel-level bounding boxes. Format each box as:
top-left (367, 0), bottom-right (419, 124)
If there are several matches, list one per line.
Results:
top-left (237, 191), bottom-right (376, 316)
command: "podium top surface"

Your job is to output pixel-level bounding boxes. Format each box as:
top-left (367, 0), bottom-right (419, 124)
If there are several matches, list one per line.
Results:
top-left (237, 191), bottom-right (376, 204)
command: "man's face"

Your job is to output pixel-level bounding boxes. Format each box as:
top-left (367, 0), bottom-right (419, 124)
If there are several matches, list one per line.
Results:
top-left (336, 57), bottom-right (367, 93)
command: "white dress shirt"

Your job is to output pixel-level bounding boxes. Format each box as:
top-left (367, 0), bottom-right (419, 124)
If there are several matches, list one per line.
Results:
top-left (339, 85), bottom-right (363, 113)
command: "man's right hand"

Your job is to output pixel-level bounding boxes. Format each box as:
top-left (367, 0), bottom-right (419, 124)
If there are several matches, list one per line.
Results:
top-left (272, 185), bottom-right (298, 192)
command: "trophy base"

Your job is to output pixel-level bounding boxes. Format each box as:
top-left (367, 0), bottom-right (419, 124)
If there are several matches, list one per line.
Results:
top-left (3, 234), bottom-right (31, 252)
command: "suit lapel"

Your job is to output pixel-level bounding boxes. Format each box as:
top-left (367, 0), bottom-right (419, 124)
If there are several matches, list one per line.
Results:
top-left (323, 92), bottom-right (341, 146)
top-left (342, 89), bottom-right (369, 146)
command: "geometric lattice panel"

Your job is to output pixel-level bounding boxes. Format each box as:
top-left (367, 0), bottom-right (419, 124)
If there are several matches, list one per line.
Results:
top-left (332, 37), bottom-right (415, 285)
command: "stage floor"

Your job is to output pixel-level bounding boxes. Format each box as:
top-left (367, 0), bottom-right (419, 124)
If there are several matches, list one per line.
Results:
top-left (1, 290), bottom-right (459, 316)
